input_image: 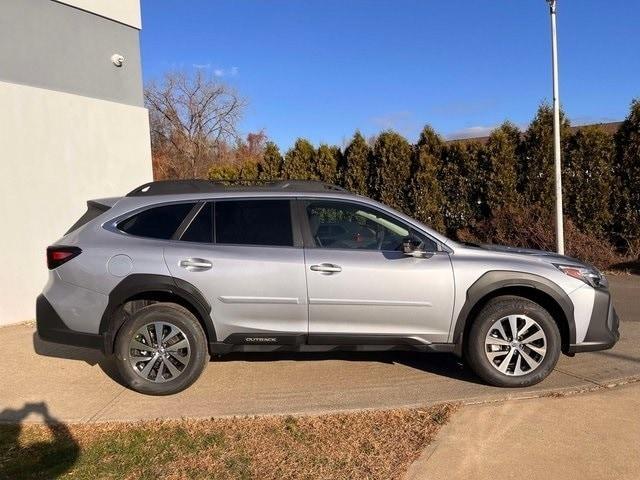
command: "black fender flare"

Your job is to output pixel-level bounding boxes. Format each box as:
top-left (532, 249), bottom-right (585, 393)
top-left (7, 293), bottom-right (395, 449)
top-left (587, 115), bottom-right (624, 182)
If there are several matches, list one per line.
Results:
top-left (452, 271), bottom-right (575, 355)
top-left (99, 274), bottom-right (215, 353)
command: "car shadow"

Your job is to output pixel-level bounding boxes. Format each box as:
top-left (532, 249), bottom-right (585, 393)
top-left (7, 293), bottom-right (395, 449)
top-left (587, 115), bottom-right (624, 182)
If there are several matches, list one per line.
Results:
top-left (32, 333), bottom-right (127, 388)
top-left (214, 350), bottom-right (486, 385)
top-left (593, 349), bottom-right (640, 364)
top-left (33, 333), bottom-right (485, 387)
top-left (0, 402), bottom-right (80, 479)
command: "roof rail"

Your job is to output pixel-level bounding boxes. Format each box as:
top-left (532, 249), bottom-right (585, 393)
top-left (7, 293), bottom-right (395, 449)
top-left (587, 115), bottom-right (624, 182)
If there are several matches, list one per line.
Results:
top-left (126, 180), bottom-right (226, 197)
top-left (271, 180), bottom-right (347, 192)
top-left (126, 179), bottom-right (348, 197)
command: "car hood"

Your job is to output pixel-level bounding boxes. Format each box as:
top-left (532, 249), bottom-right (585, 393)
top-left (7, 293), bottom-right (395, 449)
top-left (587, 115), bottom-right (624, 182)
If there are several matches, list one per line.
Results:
top-left (466, 243), bottom-right (587, 267)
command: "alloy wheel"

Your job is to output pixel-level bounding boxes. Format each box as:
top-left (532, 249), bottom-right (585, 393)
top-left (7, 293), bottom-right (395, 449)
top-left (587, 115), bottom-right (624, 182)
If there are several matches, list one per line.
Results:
top-left (128, 321), bottom-right (191, 383)
top-left (484, 314), bottom-right (547, 376)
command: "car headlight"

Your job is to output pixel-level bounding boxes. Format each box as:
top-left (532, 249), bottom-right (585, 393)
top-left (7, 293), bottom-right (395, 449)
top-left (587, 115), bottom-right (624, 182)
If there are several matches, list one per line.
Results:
top-left (554, 264), bottom-right (607, 288)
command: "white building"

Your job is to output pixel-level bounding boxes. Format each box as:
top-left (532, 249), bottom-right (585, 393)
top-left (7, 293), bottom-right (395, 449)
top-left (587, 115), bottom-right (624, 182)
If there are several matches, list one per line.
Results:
top-left (0, 0), bottom-right (152, 326)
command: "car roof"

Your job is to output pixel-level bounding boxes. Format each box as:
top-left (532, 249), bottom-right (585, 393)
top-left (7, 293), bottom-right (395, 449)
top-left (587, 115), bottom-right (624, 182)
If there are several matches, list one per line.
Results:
top-left (126, 180), bottom-right (348, 197)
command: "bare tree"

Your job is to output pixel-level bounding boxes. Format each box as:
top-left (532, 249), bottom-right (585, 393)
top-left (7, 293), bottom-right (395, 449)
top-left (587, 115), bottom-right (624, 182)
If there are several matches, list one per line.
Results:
top-left (235, 131), bottom-right (268, 164)
top-left (145, 70), bottom-right (246, 179)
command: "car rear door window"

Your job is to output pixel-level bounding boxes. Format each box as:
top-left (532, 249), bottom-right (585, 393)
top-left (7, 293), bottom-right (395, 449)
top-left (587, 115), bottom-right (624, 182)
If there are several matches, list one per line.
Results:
top-left (118, 202), bottom-right (196, 240)
top-left (180, 202), bottom-right (214, 243)
top-left (215, 200), bottom-right (293, 246)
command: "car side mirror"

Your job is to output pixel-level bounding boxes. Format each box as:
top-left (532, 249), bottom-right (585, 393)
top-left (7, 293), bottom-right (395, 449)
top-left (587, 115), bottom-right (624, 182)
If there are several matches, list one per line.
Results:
top-left (402, 236), bottom-right (432, 258)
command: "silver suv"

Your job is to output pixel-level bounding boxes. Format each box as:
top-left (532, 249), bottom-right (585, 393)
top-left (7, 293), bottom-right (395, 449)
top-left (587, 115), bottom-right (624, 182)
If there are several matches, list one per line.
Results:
top-left (36, 180), bottom-right (619, 395)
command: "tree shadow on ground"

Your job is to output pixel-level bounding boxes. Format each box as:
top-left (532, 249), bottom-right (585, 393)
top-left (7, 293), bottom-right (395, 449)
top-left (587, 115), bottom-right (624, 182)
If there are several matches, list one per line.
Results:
top-left (609, 260), bottom-right (640, 275)
top-left (0, 402), bottom-right (79, 480)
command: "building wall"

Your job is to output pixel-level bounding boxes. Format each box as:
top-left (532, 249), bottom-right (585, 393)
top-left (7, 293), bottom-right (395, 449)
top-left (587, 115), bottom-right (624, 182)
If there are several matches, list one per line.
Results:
top-left (0, 0), bottom-right (143, 106)
top-left (0, 0), bottom-right (151, 326)
top-left (54, 0), bottom-right (142, 28)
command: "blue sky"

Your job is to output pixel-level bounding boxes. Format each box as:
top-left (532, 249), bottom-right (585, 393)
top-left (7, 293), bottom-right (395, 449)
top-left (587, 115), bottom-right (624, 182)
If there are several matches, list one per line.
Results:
top-left (140, 0), bottom-right (639, 148)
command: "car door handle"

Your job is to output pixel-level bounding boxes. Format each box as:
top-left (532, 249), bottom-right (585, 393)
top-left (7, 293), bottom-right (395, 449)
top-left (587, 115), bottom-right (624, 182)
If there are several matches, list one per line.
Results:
top-left (310, 263), bottom-right (342, 274)
top-left (179, 258), bottom-right (212, 272)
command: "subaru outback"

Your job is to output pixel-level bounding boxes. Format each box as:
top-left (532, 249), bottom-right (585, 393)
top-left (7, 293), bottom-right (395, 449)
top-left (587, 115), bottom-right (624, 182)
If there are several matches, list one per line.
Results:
top-left (36, 180), bottom-right (619, 395)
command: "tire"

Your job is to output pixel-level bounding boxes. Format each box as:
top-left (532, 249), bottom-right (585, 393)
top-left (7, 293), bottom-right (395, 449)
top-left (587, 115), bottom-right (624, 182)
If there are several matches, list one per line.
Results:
top-left (465, 295), bottom-right (561, 388)
top-left (114, 302), bottom-right (208, 395)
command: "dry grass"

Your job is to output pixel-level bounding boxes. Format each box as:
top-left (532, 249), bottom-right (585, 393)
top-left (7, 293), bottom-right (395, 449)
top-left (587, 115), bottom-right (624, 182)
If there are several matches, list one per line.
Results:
top-left (0, 403), bottom-right (457, 480)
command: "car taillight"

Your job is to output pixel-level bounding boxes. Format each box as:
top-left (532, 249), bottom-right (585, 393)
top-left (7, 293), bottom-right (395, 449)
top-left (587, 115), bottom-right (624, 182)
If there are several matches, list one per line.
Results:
top-left (47, 246), bottom-right (82, 270)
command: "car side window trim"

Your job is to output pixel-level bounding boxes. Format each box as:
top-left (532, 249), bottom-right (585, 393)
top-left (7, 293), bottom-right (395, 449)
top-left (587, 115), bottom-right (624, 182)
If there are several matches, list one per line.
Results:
top-left (295, 197), bottom-right (445, 253)
top-left (173, 201), bottom-right (207, 241)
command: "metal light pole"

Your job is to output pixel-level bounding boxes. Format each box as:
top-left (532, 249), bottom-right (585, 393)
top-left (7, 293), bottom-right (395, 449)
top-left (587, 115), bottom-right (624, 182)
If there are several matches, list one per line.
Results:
top-left (547, 0), bottom-right (565, 254)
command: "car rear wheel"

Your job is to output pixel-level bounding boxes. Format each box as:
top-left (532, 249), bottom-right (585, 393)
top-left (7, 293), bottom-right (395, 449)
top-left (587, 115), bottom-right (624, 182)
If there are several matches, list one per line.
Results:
top-left (114, 303), bottom-right (208, 395)
top-left (465, 295), bottom-right (561, 388)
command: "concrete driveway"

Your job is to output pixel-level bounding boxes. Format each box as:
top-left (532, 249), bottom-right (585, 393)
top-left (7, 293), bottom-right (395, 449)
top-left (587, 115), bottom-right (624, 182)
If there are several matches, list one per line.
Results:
top-left (405, 381), bottom-right (640, 480)
top-left (1, 275), bottom-right (638, 424)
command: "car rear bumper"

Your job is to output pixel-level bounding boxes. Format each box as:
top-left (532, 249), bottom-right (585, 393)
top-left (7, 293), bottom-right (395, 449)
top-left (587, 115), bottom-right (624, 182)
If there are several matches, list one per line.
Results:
top-left (568, 288), bottom-right (620, 354)
top-left (36, 294), bottom-right (105, 351)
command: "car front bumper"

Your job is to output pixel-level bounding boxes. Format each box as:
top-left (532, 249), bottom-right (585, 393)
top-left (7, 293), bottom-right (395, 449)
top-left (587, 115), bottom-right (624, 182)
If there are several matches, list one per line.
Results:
top-left (568, 288), bottom-right (620, 354)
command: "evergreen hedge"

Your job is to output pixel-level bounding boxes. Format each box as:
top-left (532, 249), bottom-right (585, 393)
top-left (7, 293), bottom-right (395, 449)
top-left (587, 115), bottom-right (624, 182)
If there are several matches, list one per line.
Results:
top-left (207, 101), bottom-right (640, 267)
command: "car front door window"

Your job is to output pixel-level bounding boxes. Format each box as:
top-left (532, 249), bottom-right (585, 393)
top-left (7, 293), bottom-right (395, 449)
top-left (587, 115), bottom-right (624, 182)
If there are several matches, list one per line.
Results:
top-left (304, 200), bottom-right (435, 252)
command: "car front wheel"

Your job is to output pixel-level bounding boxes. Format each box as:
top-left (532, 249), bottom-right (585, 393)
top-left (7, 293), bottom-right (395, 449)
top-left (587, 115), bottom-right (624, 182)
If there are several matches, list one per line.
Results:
top-left (114, 303), bottom-right (208, 395)
top-left (465, 295), bottom-right (561, 388)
